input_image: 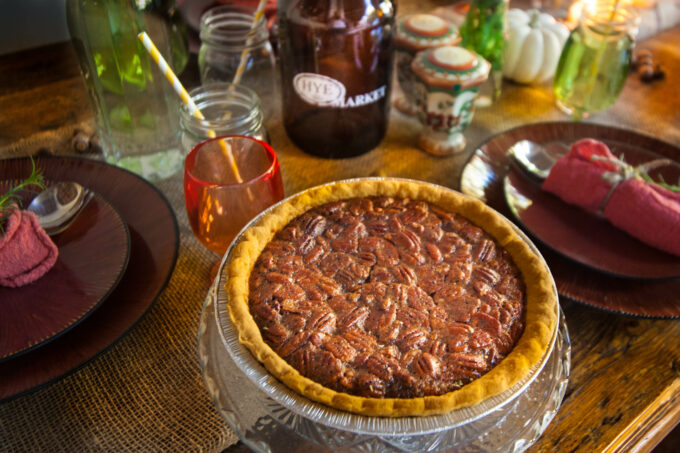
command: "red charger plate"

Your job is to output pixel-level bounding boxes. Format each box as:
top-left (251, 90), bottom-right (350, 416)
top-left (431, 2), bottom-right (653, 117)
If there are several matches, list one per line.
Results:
top-left (461, 121), bottom-right (680, 318)
top-left (0, 156), bottom-right (178, 400)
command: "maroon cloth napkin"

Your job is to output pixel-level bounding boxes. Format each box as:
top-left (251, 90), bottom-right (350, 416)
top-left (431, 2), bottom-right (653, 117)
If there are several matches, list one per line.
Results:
top-left (542, 138), bottom-right (680, 257)
top-left (0, 209), bottom-right (58, 287)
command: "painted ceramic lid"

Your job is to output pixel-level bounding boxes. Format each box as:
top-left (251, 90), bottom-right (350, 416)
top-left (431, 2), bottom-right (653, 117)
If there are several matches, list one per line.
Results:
top-left (411, 45), bottom-right (491, 89)
top-left (396, 14), bottom-right (461, 51)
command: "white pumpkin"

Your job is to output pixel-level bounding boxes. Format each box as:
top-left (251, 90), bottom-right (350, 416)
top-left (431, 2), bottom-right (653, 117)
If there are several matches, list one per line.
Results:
top-left (503, 9), bottom-right (570, 85)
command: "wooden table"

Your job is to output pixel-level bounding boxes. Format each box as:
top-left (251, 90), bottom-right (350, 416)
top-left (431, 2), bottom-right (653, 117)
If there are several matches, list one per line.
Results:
top-left (1, 9), bottom-right (679, 453)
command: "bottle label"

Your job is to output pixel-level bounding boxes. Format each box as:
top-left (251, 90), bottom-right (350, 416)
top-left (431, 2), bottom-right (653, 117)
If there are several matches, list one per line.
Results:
top-left (294, 73), bottom-right (386, 109)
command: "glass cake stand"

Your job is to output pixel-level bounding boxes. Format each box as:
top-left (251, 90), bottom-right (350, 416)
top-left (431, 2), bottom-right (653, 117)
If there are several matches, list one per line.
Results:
top-left (199, 277), bottom-right (569, 452)
top-left (198, 179), bottom-right (571, 452)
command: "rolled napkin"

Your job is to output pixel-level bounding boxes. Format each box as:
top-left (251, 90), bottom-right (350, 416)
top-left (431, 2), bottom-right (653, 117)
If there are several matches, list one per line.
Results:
top-left (0, 208), bottom-right (58, 287)
top-left (542, 138), bottom-right (680, 257)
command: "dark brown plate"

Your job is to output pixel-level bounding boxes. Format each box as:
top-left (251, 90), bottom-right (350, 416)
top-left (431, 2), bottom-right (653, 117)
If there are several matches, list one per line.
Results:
top-left (0, 156), bottom-right (178, 400)
top-left (460, 121), bottom-right (680, 318)
top-left (0, 185), bottom-right (130, 361)
top-left (503, 161), bottom-right (680, 279)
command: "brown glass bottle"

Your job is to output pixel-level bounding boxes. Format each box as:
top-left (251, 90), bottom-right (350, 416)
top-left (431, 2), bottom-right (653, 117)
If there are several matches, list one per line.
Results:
top-left (277, 0), bottom-right (395, 158)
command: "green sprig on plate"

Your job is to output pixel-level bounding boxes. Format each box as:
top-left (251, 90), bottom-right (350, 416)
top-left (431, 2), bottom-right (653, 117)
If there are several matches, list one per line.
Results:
top-left (0, 159), bottom-right (45, 233)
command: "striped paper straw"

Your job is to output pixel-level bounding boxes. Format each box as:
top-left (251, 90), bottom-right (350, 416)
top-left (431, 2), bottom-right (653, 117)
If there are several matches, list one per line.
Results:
top-left (232, 0), bottom-right (269, 85)
top-left (137, 31), bottom-right (245, 184)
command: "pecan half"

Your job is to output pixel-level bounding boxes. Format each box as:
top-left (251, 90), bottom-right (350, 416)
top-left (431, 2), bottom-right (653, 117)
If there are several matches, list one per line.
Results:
top-left (304, 244), bottom-right (325, 264)
top-left (344, 330), bottom-right (377, 352)
top-left (397, 329), bottom-right (427, 351)
top-left (367, 220), bottom-right (389, 235)
top-left (331, 236), bottom-right (358, 253)
top-left (398, 307), bottom-right (429, 330)
top-left (266, 272), bottom-right (293, 284)
top-left (340, 306), bottom-right (370, 331)
top-left (356, 372), bottom-right (386, 398)
top-left (377, 322), bottom-right (401, 343)
top-left (450, 295), bottom-right (481, 323)
top-left (366, 354), bottom-right (397, 381)
top-left (390, 230), bottom-right (421, 252)
top-left (319, 252), bottom-right (354, 276)
top-left (414, 352), bottom-right (441, 378)
top-left (444, 352), bottom-right (487, 371)
top-left (401, 206), bottom-right (428, 224)
top-left (460, 224), bottom-right (483, 242)
top-left (370, 266), bottom-right (394, 283)
top-left (261, 322), bottom-right (288, 346)
top-left (253, 300), bottom-right (280, 322)
top-left (308, 310), bottom-right (337, 334)
top-left (273, 282), bottom-right (306, 302)
top-left (407, 286), bottom-right (435, 310)
top-left (473, 265), bottom-right (501, 286)
top-left (314, 350), bottom-right (345, 385)
top-left (277, 330), bottom-right (311, 357)
top-left (474, 239), bottom-right (496, 262)
top-left (297, 235), bottom-right (315, 255)
top-left (323, 336), bottom-right (357, 362)
top-left (471, 312), bottom-right (503, 336)
top-left (359, 236), bottom-right (385, 252)
top-left (395, 264), bottom-right (417, 285)
top-left (289, 346), bottom-right (312, 376)
top-left (357, 251), bottom-right (377, 266)
top-left (425, 242), bottom-right (443, 263)
top-left (302, 215), bottom-right (327, 237)
top-left (375, 243), bottom-right (400, 266)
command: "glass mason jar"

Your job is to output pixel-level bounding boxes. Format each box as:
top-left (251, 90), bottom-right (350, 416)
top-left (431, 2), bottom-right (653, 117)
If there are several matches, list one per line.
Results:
top-left (553, 1), bottom-right (639, 120)
top-left (198, 5), bottom-right (277, 120)
top-left (179, 83), bottom-right (267, 155)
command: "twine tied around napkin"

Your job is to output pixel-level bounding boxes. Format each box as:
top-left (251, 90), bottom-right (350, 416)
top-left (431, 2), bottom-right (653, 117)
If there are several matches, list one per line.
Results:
top-left (594, 154), bottom-right (673, 214)
top-left (542, 138), bottom-right (680, 257)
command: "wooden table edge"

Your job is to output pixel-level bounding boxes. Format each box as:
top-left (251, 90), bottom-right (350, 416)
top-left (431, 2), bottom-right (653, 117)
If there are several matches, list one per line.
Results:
top-left (604, 378), bottom-right (680, 453)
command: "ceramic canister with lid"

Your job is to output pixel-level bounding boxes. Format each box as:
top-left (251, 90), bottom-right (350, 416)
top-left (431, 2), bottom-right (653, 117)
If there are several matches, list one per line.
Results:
top-left (411, 46), bottom-right (490, 156)
top-left (395, 14), bottom-right (461, 115)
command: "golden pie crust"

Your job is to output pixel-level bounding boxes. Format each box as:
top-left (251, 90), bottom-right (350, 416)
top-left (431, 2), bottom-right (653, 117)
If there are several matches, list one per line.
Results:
top-left (226, 179), bottom-right (557, 417)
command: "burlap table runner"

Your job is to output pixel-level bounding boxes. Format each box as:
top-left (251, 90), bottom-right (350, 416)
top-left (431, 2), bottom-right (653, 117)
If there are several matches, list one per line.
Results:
top-left (1, 21), bottom-right (678, 452)
top-left (0, 166), bottom-right (239, 451)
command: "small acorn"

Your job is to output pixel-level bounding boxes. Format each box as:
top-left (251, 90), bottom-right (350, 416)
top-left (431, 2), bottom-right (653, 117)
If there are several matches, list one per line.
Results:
top-left (653, 64), bottom-right (666, 80)
top-left (640, 64), bottom-right (656, 82)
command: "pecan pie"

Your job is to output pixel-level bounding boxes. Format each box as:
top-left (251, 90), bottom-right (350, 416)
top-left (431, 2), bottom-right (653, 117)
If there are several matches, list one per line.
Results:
top-left (227, 179), bottom-right (557, 417)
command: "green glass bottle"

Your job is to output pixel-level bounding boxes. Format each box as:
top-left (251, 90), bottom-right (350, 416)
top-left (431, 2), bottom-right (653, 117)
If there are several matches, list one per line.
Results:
top-left (460, 0), bottom-right (508, 99)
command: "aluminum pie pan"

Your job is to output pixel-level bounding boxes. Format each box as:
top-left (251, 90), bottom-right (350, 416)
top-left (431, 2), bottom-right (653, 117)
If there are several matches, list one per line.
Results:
top-left (213, 177), bottom-right (560, 436)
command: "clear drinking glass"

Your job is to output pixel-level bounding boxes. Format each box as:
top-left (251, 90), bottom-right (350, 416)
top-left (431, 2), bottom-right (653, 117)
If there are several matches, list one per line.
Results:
top-left (553, 1), bottom-right (639, 120)
top-left (179, 83), bottom-right (267, 154)
top-left (184, 135), bottom-right (284, 256)
top-left (198, 5), bottom-right (277, 119)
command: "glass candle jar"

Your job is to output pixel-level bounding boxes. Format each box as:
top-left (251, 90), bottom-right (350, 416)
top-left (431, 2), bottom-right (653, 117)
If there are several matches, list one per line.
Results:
top-left (198, 5), bottom-right (277, 119)
top-left (179, 83), bottom-right (267, 155)
top-left (553, 1), bottom-right (639, 120)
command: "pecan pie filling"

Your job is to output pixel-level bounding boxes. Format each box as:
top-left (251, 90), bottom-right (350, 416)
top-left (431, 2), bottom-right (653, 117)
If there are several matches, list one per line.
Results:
top-left (248, 197), bottom-right (525, 399)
